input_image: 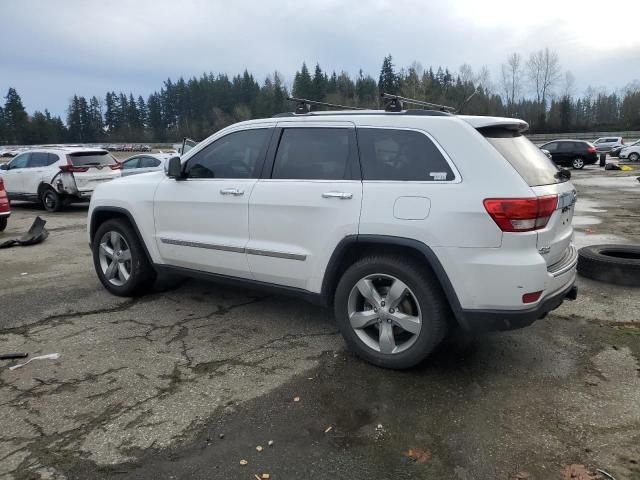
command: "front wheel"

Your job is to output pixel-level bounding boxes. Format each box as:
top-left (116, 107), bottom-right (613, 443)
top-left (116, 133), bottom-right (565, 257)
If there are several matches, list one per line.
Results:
top-left (629, 152), bottom-right (639, 162)
top-left (92, 219), bottom-right (156, 296)
top-left (333, 255), bottom-right (448, 369)
top-left (572, 157), bottom-right (585, 169)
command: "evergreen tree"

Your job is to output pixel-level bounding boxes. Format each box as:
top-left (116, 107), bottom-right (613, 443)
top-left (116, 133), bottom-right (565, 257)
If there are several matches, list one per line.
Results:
top-left (378, 55), bottom-right (399, 95)
top-left (292, 62), bottom-right (313, 99)
top-left (3, 88), bottom-right (29, 144)
top-left (311, 63), bottom-right (327, 101)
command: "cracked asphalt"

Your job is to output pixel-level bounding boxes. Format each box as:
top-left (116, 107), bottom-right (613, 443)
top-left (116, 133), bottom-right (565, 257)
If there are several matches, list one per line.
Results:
top-left (0, 166), bottom-right (639, 480)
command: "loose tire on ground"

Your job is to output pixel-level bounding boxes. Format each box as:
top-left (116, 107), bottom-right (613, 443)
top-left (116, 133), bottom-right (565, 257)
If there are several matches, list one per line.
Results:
top-left (577, 244), bottom-right (640, 287)
top-left (333, 255), bottom-right (449, 369)
top-left (92, 218), bottom-right (156, 296)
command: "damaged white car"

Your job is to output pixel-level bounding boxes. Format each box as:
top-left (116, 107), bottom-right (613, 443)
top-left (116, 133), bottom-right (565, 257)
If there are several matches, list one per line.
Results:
top-left (0, 147), bottom-right (121, 211)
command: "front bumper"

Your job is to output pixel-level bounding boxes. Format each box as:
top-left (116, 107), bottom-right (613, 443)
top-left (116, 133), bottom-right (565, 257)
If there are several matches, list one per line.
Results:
top-left (458, 282), bottom-right (577, 333)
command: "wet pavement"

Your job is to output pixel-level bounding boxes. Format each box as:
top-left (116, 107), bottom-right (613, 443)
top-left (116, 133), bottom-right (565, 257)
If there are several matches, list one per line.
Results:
top-left (0, 165), bottom-right (639, 480)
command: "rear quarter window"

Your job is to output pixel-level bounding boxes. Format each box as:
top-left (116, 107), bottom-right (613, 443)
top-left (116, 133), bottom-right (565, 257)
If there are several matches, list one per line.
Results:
top-left (357, 128), bottom-right (454, 181)
top-left (480, 127), bottom-right (564, 187)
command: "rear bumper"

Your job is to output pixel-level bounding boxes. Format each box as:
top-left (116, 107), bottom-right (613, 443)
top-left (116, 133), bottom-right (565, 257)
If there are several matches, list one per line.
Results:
top-left (0, 211), bottom-right (10, 217)
top-left (458, 282), bottom-right (577, 333)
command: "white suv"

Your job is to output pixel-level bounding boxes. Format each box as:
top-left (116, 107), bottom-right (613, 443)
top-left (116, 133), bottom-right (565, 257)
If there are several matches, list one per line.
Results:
top-left (88, 106), bottom-right (578, 369)
top-left (0, 147), bottom-right (121, 211)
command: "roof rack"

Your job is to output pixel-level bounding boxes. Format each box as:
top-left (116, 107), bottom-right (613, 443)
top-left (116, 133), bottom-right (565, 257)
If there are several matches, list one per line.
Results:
top-left (286, 97), bottom-right (365, 114)
top-left (381, 93), bottom-right (456, 113)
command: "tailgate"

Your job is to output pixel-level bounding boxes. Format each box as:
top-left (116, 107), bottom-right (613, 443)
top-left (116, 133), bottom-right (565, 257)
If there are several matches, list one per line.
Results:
top-left (73, 167), bottom-right (120, 191)
top-left (530, 182), bottom-right (577, 266)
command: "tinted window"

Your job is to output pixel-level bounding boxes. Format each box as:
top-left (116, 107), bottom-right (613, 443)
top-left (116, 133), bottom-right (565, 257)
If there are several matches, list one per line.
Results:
top-left (542, 142), bottom-right (559, 152)
top-left (559, 142), bottom-right (574, 151)
top-left (47, 153), bottom-right (59, 165)
top-left (272, 128), bottom-right (353, 180)
top-left (482, 128), bottom-right (564, 186)
top-left (606, 138), bottom-right (618, 142)
top-left (9, 153), bottom-right (30, 169)
top-left (186, 129), bottom-right (269, 179)
top-left (122, 158), bottom-right (139, 170)
top-left (27, 152), bottom-right (50, 167)
top-left (139, 157), bottom-right (161, 168)
top-left (357, 128), bottom-right (453, 181)
top-left (69, 151), bottom-right (116, 166)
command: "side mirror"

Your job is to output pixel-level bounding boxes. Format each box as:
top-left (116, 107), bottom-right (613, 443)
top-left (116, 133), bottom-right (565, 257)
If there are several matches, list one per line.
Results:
top-left (0, 164), bottom-right (8, 170)
top-left (167, 156), bottom-right (184, 180)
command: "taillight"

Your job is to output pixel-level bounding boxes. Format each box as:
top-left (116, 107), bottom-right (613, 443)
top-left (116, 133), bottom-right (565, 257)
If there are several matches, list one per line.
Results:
top-left (483, 196), bottom-right (558, 232)
top-left (110, 163), bottom-right (122, 170)
top-left (587, 146), bottom-right (596, 154)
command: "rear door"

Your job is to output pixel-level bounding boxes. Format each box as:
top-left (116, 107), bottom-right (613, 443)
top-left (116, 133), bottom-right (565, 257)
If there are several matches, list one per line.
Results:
top-left (120, 157), bottom-right (140, 177)
top-left (23, 152), bottom-right (56, 194)
top-left (246, 122), bottom-right (362, 291)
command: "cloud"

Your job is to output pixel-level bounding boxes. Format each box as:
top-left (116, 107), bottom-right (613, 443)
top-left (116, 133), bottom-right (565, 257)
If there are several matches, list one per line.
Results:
top-left (0, 0), bottom-right (638, 116)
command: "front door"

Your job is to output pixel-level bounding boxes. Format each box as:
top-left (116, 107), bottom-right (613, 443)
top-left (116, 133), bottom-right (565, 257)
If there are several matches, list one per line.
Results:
top-left (154, 127), bottom-right (272, 278)
top-left (247, 123), bottom-right (362, 292)
top-left (2, 152), bottom-right (30, 195)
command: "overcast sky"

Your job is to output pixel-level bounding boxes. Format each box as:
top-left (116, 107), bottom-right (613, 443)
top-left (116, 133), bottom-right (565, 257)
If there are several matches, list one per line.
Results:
top-left (1, 0), bottom-right (639, 117)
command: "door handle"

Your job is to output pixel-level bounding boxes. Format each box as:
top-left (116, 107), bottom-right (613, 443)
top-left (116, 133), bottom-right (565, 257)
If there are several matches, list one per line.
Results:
top-left (220, 188), bottom-right (244, 196)
top-left (322, 191), bottom-right (353, 200)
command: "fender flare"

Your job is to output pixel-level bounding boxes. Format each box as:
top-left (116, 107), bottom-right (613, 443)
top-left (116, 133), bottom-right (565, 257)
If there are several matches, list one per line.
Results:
top-left (321, 234), bottom-right (464, 323)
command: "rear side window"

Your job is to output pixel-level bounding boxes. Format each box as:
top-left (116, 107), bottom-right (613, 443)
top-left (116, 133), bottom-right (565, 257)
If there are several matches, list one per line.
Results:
top-left (481, 128), bottom-right (564, 186)
top-left (27, 152), bottom-right (51, 167)
top-left (69, 151), bottom-right (116, 167)
top-left (357, 128), bottom-right (454, 181)
top-left (139, 157), bottom-right (161, 168)
top-left (122, 158), bottom-right (139, 169)
top-left (272, 128), bottom-right (355, 180)
top-left (543, 142), bottom-right (559, 152)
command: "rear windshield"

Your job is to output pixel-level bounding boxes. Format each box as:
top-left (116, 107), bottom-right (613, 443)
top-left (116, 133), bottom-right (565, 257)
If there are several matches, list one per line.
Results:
top-left (69, 151), bottom-right (116, 166)
top-left (480, 128), bottom-right (565, 186)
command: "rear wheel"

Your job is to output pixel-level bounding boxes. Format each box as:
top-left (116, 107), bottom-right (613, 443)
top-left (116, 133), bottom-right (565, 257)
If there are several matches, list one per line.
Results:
top-left (0, 216), bottom-right (7, 232)
top-left (629, 152), bottom-right (639, 162)
top-left (41, 187), bottom-right (62, 212)
top-left (334, 255), bottom-right (448, 369)
top-left (92, 219), bottom-right (156, 296)
top-left (572, 157), bottom-right (585, 169)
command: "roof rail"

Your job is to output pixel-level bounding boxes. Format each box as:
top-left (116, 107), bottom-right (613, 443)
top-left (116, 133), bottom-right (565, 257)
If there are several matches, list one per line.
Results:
top-left (286, 97), bottom-right (365, 114)
top-left (381, 93), bottom-right (456, 113)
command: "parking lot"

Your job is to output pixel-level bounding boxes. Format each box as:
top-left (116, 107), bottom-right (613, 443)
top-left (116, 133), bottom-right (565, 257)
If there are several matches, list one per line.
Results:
top-left (0, 165), bottom-right (639, 479)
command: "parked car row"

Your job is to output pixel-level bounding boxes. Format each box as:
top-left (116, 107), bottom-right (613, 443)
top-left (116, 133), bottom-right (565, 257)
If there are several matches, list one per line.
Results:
top-left (104, 144), bottom-right (152, 152)
top-left (537, 135), bottom-right (639, 169)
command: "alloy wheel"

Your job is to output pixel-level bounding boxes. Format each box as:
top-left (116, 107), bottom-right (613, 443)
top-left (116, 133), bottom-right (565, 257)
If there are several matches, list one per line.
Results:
top-left (98, 231), bottom-right (132, 286)
top-left (347, 274), bottom-right (422, 355)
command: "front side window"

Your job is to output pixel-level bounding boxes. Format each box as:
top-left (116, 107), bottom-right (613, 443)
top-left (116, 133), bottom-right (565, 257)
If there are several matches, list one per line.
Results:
top-left (9, 153), bottom-right (30, 169)
top-left (185, 129), bottom-right (269, 179)
top-left (272, 128), bottom-right (354, 180)
top-left (357, 128), bottom-right (454, 181)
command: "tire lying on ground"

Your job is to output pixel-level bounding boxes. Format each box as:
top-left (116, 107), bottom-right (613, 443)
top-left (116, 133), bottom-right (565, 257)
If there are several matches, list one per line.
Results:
top-left (577, 244), bottom-right (640, 287)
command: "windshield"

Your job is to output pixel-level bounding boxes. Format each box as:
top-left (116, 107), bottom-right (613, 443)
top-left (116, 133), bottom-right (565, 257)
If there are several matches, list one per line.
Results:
top-left (68, 151), bottom-right (116, 166)
top-left (480, 128), bottom-right (566, 186)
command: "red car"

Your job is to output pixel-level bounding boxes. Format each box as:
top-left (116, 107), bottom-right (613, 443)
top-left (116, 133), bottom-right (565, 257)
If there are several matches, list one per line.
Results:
top-left (0, 176), bottom-right (10, 231)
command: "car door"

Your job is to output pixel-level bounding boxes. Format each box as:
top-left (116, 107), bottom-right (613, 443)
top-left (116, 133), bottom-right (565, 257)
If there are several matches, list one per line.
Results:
top-left (154, 126), bottom-right (273, 278)
top-left (1, 153), bottom-right (30, 194)
top-left (120, 157), bottom-right (140, 177)
top-left (246, 122), bottom-right (362, 291)
top-left (556, 142), bottom-right (573, 164)
top-left (23, 152), bottom-right (54, 194)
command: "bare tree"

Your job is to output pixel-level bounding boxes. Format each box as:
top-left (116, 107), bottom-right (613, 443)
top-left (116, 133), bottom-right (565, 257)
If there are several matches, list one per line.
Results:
top-left (561, 71), bottom-right (576, 98)
top-left (526, 48), bottom-right (562, 107)
top-left (500, 53), bottom-right (523, 113)
top-left (477, 65), bottom-right (492, 94)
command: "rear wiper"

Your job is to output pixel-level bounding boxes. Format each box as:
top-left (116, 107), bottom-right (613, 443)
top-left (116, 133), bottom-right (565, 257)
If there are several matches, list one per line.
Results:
top-left (555, 168), bottom-right (571, 181)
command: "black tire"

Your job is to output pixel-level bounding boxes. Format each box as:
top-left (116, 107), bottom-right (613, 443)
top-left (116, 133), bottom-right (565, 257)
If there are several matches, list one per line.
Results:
top-left (577, 244), bottom-right (640, 287)
top-left (0, 216), bottom-right (7, 232)
top-left (333, 255), bottom-right (449, 369)
top-left (572, 157), bottom-right (585, 169)
top-left (92, 219), bottom-right (156, 296)
top-left (41, 187), bottom-right (62, 212)
top-left (629, 152), bottom-right (639, 162)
